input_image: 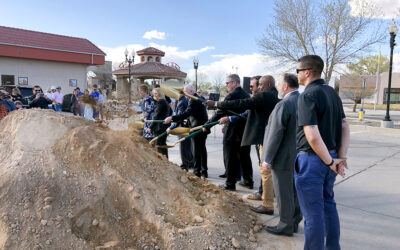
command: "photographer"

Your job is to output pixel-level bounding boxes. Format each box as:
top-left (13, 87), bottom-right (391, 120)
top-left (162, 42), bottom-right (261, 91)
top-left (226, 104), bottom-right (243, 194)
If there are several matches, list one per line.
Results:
top-left (0, 90), bottom-right (16, 120)
top-left (28, 85), bottom-right (52, 109)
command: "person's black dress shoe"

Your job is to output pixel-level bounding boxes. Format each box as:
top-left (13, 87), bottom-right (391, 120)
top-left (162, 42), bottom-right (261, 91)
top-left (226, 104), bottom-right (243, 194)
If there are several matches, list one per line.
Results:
top-left (218, 184), bottom-right (236, 191)
top-left (249, 205), bottom-right (274, 215)
top-left (293, 216), bottom-right (302, 233)
top-left (294, 223), bottom-right (299, 233)
top-left (265, 225), bottom-right (293, 236)
top-left (219, 173), bottom-right (227, 178)
top-left (238, 181), bottom-right (253, 189)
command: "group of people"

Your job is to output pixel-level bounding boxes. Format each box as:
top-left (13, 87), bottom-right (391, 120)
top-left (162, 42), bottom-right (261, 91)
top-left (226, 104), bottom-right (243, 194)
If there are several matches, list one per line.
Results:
top-left (0, 84), bottom-right (106, 121)
top-left (138, 55), bottom-right (350, 250)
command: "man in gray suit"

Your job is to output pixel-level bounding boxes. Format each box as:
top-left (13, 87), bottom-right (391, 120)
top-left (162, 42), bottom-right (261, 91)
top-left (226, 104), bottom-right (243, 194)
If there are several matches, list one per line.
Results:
top-left (261, 73), bottom-right (303, 236)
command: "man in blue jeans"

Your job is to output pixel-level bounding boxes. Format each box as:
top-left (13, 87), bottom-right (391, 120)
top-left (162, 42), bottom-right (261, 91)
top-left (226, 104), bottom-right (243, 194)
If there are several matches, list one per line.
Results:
top-left (295, 55), bottom-right (350, 250)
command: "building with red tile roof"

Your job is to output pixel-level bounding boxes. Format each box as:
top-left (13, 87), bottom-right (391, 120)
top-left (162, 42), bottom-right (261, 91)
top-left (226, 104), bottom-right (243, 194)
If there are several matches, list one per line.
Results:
top-left (0, 25), bottom-right (105, 94)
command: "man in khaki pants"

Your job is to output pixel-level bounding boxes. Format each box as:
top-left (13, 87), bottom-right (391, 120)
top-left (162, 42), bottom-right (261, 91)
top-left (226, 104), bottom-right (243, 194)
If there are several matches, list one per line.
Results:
top-left (251, 144), bottom-right (274, 214)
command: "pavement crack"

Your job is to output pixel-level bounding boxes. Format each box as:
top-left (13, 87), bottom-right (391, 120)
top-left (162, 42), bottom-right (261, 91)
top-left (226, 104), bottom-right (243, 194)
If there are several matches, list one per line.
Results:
top-left (336, 202), bottom-right (400, 220)
top-left (335, 151), bottom-right (400, 186)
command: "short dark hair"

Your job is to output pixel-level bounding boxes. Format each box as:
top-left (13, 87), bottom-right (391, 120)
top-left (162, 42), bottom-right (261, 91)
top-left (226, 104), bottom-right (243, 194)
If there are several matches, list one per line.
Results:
top-left (227, 74), bottom-right (240, 84)
top-left (298, 55), bottom-right (324, 76)
top-left (250, 75), bottom-right (262, 87)
top-left (33, 85), bottom-right (41, 89)
top-left (283, 73), bottom-right (299, 88)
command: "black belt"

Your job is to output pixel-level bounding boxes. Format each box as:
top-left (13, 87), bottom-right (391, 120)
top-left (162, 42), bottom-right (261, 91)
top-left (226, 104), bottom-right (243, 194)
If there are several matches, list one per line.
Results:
top-left (299, 149), bottom-right (337, 155)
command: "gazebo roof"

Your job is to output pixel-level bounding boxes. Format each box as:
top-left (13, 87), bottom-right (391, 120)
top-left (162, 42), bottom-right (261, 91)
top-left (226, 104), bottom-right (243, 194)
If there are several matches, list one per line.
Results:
top-left (113, 62), bottom-right (187, 78)
top-left (136, 47), bottom-right (165, 56)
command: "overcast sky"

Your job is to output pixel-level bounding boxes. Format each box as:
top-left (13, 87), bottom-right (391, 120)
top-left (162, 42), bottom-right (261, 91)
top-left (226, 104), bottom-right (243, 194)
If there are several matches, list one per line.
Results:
top-left (1, 0), bottom-right (400, 82)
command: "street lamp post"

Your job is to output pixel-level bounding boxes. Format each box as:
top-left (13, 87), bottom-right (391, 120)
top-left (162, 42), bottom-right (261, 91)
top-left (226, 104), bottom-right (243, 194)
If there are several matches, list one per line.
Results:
top-left (384, 20), bottom-right (398, 124)
top-left (125, 48), bottom-right (135, 104)
top-left (193, 58), bottom-right (199, 91)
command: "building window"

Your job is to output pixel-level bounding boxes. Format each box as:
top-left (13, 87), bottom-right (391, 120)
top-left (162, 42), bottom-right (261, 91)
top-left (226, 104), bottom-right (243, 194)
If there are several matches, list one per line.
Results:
top-left (156, 57), bottom-right (160, 62)
top-left (141, 56), bottom-right (145, 62)
top-left (1, 75), bottom-right (15, 85)
top-left (148, 56), bottom-right (153, 62)
top-left (383, 88), bottom-right (400, 104)
top-left (69, 79), bottom-right (77, 87)
top-left (18, 77), bottom-right (28, 85)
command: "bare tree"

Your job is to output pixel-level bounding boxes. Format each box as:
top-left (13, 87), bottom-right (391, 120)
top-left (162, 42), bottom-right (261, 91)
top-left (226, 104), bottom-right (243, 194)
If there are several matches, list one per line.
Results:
top-left (341, 74), bottom-right (375, 112)
top-left (197, 72), bottom-right (209, 90)
top-left (258, 0), bottom-right (385, 84)
top-left (212, 72), bottom-right (226, 93)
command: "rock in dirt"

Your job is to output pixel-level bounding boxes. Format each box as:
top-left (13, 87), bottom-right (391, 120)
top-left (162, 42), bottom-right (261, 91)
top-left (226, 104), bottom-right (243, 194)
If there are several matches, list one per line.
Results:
top-left (232, 237), bottom-right (241, 248)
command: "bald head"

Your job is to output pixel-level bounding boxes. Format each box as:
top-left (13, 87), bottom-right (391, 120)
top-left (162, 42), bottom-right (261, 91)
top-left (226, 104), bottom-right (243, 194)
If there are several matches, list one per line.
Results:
top-left (258, 75), bottom-right (275, 92)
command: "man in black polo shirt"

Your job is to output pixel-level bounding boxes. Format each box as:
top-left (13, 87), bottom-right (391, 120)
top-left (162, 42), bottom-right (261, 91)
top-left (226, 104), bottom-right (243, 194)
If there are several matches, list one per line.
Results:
top-left (295, 55), bottom-right (350, 250)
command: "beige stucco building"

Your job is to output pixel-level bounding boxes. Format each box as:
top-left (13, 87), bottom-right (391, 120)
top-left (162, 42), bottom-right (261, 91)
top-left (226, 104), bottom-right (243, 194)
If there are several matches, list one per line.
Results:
top-left (339, 72), bottom-right (400, 104)
top-left (0, 25), bottom-right (105, 94)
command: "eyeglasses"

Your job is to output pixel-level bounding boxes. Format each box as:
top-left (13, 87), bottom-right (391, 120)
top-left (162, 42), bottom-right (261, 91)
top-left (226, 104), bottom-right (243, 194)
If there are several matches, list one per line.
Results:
top-left (296, 68), bottom-right (311, 74)
top-left (225, 81), bottom-right (234, 85)
top-left (34, 90), bottom-right (41, 92)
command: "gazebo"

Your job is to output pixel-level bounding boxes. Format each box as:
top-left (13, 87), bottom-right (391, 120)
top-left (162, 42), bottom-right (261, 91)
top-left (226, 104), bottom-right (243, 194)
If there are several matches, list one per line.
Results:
top-left (112, 47), bottom-right (187, 100)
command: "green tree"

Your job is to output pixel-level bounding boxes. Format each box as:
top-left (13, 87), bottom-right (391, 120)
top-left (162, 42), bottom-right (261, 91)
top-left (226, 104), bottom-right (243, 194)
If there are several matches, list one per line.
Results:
top-left (258, 0), bottom-right (385, 84)
top-left (347, 55), bottom-right (390, 75)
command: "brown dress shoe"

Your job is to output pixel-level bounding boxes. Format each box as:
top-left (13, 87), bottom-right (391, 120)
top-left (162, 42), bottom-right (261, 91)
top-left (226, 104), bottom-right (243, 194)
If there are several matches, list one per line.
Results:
top-left (250, 205), bottom-right (274, 215)
top-left (247, 193), bottom-right (262, 201)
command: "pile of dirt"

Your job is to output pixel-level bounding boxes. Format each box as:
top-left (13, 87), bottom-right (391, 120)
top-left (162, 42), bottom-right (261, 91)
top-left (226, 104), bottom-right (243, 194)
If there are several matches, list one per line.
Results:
top-left (0, 109), bottom-right (261, 250)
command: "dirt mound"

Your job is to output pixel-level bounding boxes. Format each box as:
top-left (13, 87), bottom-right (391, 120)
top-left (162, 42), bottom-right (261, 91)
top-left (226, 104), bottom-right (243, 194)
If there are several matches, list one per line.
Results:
top-left (0, 109), bottom-right (260, 249)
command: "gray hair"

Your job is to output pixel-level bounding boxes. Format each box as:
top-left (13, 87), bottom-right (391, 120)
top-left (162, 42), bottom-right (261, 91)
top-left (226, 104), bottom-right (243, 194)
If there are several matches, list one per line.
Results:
top-left (184, 84), bottom-right (195, 93)
top-left (227, 74), bottom-right (240, 84)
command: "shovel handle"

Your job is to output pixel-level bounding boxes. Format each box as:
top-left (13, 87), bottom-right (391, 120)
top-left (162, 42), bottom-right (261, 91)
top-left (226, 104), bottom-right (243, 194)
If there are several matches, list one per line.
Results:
top-left (149, 131), bottom-right (167, 144)
top-left (226, 110), bottom-right (247, 120)
top-left (189, 121), bottom-right (219, 132)
top-left (185, 93), bottom-right (206, 103)
top-left (144, 120), bottom-right (165, 123)
top-left (183, 128), bottom-right (204, 140)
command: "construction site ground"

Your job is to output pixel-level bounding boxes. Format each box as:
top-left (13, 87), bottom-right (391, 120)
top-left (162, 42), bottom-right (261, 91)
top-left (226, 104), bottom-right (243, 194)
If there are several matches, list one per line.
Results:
top-left (168, 120), bottom-right (400, 250)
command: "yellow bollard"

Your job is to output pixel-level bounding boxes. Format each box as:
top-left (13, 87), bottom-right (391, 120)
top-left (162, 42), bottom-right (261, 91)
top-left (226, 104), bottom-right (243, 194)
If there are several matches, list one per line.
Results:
top-left (358, 108), bottom-right (364, 121)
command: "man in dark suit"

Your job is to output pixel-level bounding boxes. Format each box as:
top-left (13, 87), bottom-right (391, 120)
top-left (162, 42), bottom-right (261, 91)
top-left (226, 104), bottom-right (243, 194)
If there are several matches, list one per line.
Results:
top-left (164, 84), bottom-right (209, 178)
top-left (261, 73), bottom-right (302, 236)
top-left (204, 74), bottom-right (251, 190)
top-left (204, 75), bottom-right (279, 202)
top-left (167, 94), bottom-right (193, 171)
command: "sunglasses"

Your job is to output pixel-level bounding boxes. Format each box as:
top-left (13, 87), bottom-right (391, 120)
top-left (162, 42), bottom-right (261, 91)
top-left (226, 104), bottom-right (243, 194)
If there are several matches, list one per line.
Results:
top-left (296, 68), bottom-right (311, 74)
top-left (225, 81), bottom-right (234, 85)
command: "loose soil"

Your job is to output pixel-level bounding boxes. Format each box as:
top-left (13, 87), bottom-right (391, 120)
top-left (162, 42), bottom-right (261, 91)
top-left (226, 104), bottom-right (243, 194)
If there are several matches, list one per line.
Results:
top-left (0, 109), bottom-right (261, 250)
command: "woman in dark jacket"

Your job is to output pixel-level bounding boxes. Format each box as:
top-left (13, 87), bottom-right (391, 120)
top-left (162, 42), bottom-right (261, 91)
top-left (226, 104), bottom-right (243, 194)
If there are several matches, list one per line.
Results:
top-left (148, 88), bottom-right (170, 158)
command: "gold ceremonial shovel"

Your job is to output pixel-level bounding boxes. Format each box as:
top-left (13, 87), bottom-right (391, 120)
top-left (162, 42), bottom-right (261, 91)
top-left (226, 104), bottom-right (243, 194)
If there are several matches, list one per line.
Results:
top-left (149, 126), bottom-right (190, 145)
top-left (157, 129), bottom-right (204, 149)
top-left (156, 121), bottom-right (220, 148)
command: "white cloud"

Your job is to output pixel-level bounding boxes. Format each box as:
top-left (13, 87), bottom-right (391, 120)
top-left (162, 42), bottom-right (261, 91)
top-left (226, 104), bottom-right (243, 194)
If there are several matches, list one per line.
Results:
top-left (142, 30), bottom-right (166, 40)
top-left (99, 44), bottom-right (145, 69)
top-left (349, 0), bottom-right (400, 19)
top-left (185, 53), bottom-right (294, 82)
top-left (99, 43), bottom-right (214, 70)
top-left (148, 42), bottom-right (215, 64)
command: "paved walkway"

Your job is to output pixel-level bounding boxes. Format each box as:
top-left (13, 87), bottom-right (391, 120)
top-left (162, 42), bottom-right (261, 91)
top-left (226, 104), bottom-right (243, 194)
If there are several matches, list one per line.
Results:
top-left (167, 123), bottom-right (400, 249)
